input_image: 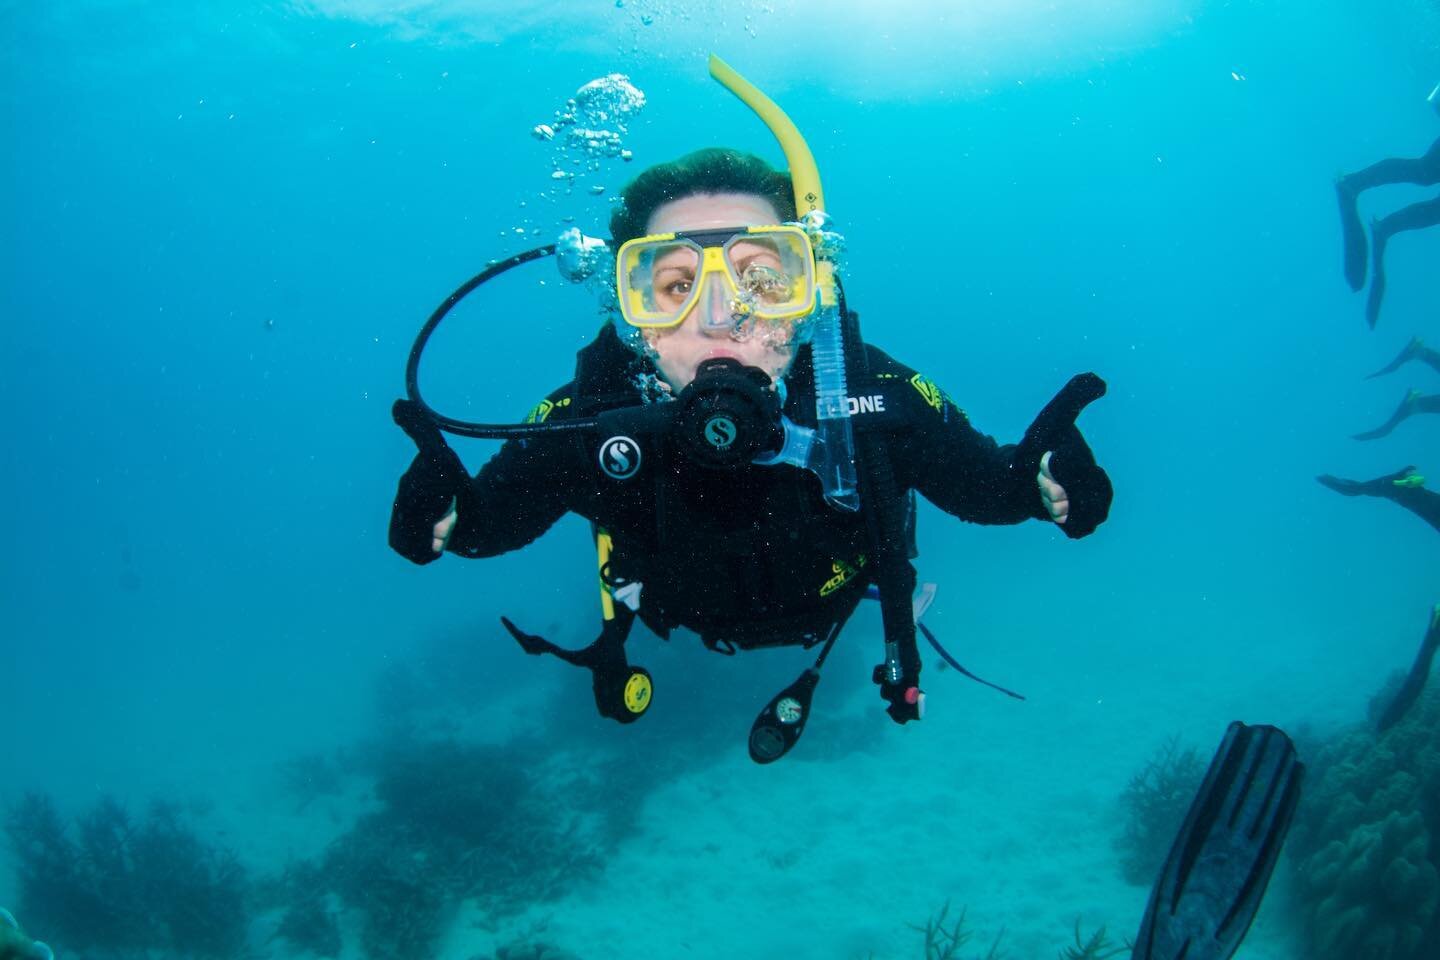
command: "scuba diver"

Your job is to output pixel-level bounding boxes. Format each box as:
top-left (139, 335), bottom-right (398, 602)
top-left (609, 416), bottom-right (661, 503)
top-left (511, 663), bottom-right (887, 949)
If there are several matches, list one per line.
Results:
top-left (1316, 465), bottom-right (1440, 535)
top-left (0, 909), bottom-right (52, 960)
top-left (1365, 335), bottom-right (1440, 379)
top-left (1335, 81), bottom-right (1440, 328)
top-left (1350, 388), bottom-right (1440, 440)
top-left (389, 56), bottom-right (1113, 764)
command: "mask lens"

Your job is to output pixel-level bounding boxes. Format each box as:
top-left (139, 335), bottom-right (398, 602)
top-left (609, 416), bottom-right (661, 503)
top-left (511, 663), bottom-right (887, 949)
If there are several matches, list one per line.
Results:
top-left (619, 238), bottom-right (703, 327)
top-left (725, 232), bottom-right (814, 318)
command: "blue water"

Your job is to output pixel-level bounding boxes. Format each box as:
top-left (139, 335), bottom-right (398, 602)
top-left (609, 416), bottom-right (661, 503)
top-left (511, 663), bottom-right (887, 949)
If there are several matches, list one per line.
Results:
top-left (3, 2), bottom-right (1438, 958)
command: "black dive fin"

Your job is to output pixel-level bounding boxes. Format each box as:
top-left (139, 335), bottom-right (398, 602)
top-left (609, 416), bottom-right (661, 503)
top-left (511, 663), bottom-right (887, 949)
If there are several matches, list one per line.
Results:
top-left (1364, 337), bottom-right (1422, 380)
top-left (1131, 721), bottom-right (1304, 960)
top-left (1377, 604), bottom-right (1440, 732)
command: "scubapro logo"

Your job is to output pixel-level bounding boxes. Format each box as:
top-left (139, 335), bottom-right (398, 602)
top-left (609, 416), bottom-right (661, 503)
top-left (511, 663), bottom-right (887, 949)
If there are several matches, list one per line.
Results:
top-left (599, 436), bottom-right (641, 480)
top-left (704, 415), bottom-right (736, 450)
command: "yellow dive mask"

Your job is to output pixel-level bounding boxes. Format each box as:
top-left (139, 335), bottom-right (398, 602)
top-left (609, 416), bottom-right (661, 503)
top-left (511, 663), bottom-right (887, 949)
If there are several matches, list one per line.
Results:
top-left (615, 224), bottom-right (818, 330)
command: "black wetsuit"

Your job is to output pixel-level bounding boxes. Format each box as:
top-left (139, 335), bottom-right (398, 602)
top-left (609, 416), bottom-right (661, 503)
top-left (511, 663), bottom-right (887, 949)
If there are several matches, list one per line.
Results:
top-left (392, 327), bottom-right (1109, 654)
top-left (1377, 606), bottom-right (1440, 732)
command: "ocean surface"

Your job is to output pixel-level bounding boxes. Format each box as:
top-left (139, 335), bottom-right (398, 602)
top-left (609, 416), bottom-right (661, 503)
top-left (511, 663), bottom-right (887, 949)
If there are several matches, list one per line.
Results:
top-left (3, 2), bottom-right (1438, 958)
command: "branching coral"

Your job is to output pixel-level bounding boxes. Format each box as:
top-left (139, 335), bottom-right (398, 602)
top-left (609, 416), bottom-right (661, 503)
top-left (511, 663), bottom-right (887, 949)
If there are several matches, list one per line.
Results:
top-left (1290, 685), bottom-right (1440, 959)
top-left (287, 736), bottom-right (622, 959)
top-left (268, 862), bottom-right (342, 958)
top-left (1114, 735), bottom-right (1205, 885)
top-left (1056, 919), bottom-right (1127, 960)
top-left (908, 902), bottom-right (1006, 960)
top-left (906, 906), bottom-right (1131, 960)
top-left (4, 793), bottom-right (249, 958)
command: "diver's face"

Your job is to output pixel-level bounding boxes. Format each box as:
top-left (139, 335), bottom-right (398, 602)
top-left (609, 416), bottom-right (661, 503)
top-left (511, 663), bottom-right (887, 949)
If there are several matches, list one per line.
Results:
top-left (642, 192), bottom-right (799, 391)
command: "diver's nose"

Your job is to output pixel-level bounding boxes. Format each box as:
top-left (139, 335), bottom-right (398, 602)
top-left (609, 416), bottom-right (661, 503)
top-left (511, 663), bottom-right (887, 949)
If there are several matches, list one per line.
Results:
top-left (697, 275), bottom-right (733, 335)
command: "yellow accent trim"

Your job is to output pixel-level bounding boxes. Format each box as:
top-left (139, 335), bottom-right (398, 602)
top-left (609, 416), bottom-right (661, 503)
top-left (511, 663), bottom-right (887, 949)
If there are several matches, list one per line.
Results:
top-left (816, 261), bottom-right (837, 310)
top-left (909, 374), bottom-right (945, 412)
top-left (819, 554), bottom-right (867, 597)
top-left (523, 396), bottom-right (570, 425)
top-left (597, 530), bottom-right (615, 621)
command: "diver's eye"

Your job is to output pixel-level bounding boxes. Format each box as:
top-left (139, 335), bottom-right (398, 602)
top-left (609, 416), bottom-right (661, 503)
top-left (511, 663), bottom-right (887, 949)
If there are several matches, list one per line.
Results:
top-left (662, 279), bottom-right (693, 298)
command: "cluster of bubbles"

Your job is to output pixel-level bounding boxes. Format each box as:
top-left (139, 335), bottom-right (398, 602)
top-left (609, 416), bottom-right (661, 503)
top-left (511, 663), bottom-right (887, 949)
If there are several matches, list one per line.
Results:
top-left (798, 210), bottom-right (846, 269)
top-left (554, 226), bottom-right (617, 310)
top-left (774, 210), bottom-right (847, 348)
top-left (530, 73), bottom-right (644, 200)
top-left (503, 74), bottom-right (645, 246)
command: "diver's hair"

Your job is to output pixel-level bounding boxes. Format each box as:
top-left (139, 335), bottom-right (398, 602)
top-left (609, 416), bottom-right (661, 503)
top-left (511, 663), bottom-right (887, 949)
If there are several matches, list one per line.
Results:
top-left (609, 147), bottom-right (796, 245)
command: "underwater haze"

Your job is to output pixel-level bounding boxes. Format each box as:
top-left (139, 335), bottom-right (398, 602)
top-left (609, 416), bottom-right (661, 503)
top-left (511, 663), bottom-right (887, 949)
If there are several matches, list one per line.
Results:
top-left (4, 1), bottom-right (1440, 958)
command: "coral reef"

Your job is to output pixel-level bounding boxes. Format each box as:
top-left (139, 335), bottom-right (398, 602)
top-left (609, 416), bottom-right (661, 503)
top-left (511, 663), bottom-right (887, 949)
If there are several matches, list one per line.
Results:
top-left (275, 749), bottom-right (352, 813)
top-left (275, 736), bottom-right (631, 960)
top-left (1289, 685), bottom-right (1440, 959)
top-left (267, 862), bottom-right (342, 958)
top-left (1114, 734), bottom-right (1205, 885)
top-left (4, 793), bottom-right (249, 958)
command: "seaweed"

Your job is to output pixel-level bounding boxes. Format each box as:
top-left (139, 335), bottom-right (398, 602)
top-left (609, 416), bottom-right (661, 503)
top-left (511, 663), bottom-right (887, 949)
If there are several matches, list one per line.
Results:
top-left (1115, 734), bottom-right (1205, 884)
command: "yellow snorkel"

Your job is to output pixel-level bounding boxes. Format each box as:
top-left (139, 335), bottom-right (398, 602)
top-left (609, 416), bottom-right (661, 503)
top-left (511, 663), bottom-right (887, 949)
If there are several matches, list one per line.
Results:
top-left (708, 55), bottom-right (825, 216)
top-left (708, 54), bottom-right (860, 512)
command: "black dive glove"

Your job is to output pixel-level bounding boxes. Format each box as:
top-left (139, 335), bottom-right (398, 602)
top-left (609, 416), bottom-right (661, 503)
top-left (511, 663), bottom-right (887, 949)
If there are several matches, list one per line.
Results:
top-left (1017, 373), bottom-right (1113, 540)
top-left (389, 399), bottom-right (468, 565)
top-left (1046, 425), bottom-right (1112, 539)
